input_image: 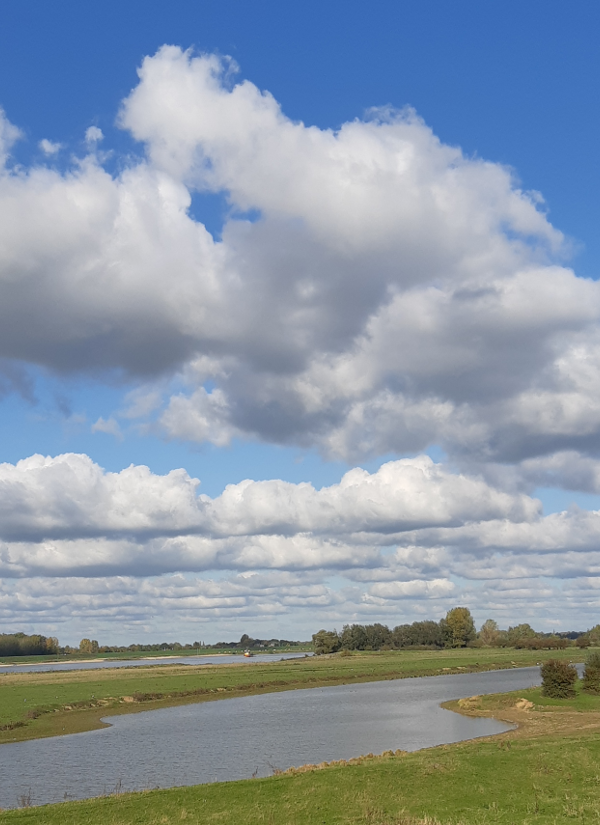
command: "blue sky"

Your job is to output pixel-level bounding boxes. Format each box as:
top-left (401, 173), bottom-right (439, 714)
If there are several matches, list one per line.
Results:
top-left (1, 1), bottom-right (600, 643)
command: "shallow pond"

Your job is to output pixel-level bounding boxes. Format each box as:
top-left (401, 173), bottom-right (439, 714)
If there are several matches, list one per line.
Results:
top-left (0, 666), bottom-right (543, 808)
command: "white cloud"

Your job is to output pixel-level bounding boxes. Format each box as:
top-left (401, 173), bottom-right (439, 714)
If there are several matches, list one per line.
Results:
top-left (0, 452), bottom-right (537, 550)
top-left (91, 416), bottom-right (123, 439)
top-left (161, 387), bottom-right (240, 446)
top-left (368, 579), bottom-right (455, 600)
top-left (0, 108), bottom-right (21, 168)
top-left (39, 139), bottom-right (61, 156)
top-left (0, 451), bottom-right (596, 635)
top-left (85, 126), bottom-right (103, 144)
top-left (121, 48), bottom-right (560, 254)
top-left (0, 565), bottom-right (594, 645)
top-left (0, 48), bottom-right (597, 467)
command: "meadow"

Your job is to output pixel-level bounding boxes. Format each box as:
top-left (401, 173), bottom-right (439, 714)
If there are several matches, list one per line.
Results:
top-left (0, 647), bottom-right (580, 744)
top-left (2, 683), bottom-right (600, 824)
top-left (0, 648), bottom-right (595, 824)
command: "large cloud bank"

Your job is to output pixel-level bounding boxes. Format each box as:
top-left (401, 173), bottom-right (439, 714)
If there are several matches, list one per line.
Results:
top-left (1, 48), bottom-right (600, 637)
top-left (0, 47), bottom-right (599, 472)
top-left (0, 453), bottom-right (599, 638)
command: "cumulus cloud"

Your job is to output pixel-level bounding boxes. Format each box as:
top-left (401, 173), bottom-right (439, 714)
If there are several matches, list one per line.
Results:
top-left (39, 139), bottom-right (62, 156)
top-left (1, 565), bottom-right (595, 643)
top-left (368, 579), bottom-right (455, 600)
top-left (85, 126), bottom-right (103, 145)
top-left (91, 416), bottom-right (123, 439)
top-left (0, 452), bottom-right (538, 549)
top-left (0, 450), bottom-right (597, 635)
top-left (0, 48), bottom-right (597, 467)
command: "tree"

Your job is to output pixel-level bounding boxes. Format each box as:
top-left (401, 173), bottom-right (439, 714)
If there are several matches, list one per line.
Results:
top-left (478, 619), bottom-right (500, 647)
top-left (364, 623), bottom-right (392, 650)
top-left (79, 638), bottom-right (99, 654)
top-left (507, 623), bottom-right (537, 647)
top-left (312, 630), bottom-right (341, 655)
top-left (582, 651), bottom-right (600, 694)
top-left (441, 607), bottom-right (476, 648)
top-left (587, 625), bottom-right (600, 646)
top-left (339, 624), bottom-right (367, 650)
top-left (391, 624), bottom-right (413, 648)
top-left (391, 621), bottom-right (444, 649)
top-left (541, 659), bottom-right (577, 698)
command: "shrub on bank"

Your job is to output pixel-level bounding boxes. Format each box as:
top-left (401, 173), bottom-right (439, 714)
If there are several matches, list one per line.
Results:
top-left (541, 658), bottom-right (578, 698)
top-left (582, 651), bottom-right (600, 695)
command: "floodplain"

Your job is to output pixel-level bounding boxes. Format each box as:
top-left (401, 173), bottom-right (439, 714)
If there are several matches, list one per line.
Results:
top-left (1, 648), bottom-right (596, 824)
top-left (0, 647), bottom-right (579, 743)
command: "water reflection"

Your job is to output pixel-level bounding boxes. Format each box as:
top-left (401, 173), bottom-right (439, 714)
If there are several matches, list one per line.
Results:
top-left (0, 667), bottom-right (542, 808)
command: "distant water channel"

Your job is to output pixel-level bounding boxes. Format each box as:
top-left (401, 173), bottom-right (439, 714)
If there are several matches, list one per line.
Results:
top-left (0, 667), bottom-right (544, 809)
top-left (0, 652), bottom-right (310, 675)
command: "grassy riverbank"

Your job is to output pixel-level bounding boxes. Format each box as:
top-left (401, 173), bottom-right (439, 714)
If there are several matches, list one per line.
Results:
top-left (0, 647), bottom-right (580, 744)
top-left (3, 686), bottom-right (600, 824)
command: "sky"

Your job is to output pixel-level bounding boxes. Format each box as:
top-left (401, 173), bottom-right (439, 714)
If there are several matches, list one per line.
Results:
top-left (1, 1), bottom-right (600, 645)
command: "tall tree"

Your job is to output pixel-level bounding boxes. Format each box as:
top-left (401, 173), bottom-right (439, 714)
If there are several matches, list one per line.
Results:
top-left (441, 607), bottom-right (476, 648)
top-left (312, 629), bottom-right (340, 655)
top-left (506, 623), bottom-right (537, 646)
top-left (478, 619), bottom-right (500, 647)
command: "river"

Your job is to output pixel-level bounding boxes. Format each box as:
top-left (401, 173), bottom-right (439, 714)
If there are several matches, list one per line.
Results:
top-left (0, 652), bottom-right (310, 675)
top-left (0, 666), bottom-right (544, 808)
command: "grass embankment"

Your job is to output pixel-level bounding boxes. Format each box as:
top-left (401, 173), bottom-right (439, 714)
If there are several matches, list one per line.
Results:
top-left (3, 687), bottom-right (600, 824)
top-left (0, 647), bottom-right (579, 744)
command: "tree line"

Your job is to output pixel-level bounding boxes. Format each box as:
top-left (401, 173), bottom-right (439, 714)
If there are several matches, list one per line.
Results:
top-left (213, 634), bottom-right (303, 649)
top-left (0, 633), bottom-right (59, 657)
top-left (0, 632), bottom-right (308, 657)
top-left (312, 608), bottom-right (599, 654)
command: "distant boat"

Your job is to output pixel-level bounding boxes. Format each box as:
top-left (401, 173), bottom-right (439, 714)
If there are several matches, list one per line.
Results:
top-left (243, 650), bottom-right (253, 657)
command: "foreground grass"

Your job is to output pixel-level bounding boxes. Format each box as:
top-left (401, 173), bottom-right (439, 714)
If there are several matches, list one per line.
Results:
top-left (3, 707), bottom-right (600, 824)
top-left (0, 648), bottom-right (580, 744)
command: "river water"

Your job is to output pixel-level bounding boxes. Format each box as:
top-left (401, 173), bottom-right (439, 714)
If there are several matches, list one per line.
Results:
top-left (0, 666), bottom-right (543, 809)
top-left (0, 652), bottom-right (310, 675)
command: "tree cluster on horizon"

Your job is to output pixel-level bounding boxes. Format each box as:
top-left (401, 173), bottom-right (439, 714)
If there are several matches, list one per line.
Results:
top-left (312, 609), bottom-right (599, 654)
top-left (0, 631), bottom-right (310, 657)
top-left (0, 632), bottom-right (59, 657)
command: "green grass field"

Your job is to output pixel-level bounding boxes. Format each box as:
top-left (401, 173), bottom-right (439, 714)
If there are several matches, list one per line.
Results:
top-left (0, 648), bottom-right (581, 744)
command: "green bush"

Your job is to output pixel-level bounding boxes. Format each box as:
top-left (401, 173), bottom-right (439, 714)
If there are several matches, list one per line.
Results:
top-left (582, 651), bottom-right (600, 695)
top-left (540, 658), bottom-right (578, 698)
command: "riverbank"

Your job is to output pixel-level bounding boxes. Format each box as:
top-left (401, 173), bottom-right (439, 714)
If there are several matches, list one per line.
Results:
top-left (0, 647), bottom-right (580, 744)
top-left (444, 679), bottom-right (600, 741)
top-left (2, 685), bottom-right (600, 824)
